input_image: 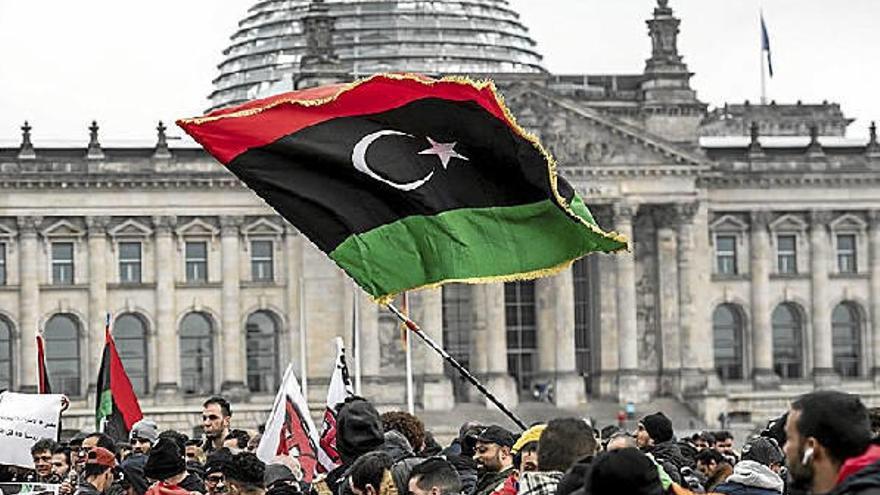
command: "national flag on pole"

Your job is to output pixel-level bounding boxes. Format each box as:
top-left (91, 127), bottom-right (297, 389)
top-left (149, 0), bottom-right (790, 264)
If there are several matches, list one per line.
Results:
top-left (257, 364), bottom-right (322, 482)
top-left (95, 314), bottom-right (143, 441)
top-left (317, 337), bottom-right (354, 474)
top-left (761, 14), bottom-right (774, 78)
top-left (36, 333), bottom-right (51, 394)
top-left (178, 74), bottom-right (627, 303)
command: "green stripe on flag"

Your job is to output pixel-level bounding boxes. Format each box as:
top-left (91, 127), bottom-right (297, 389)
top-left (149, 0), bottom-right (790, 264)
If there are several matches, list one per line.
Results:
top-left (330, 198), bottom-right (622, 299)
top-left (96, 389), bottom-right (113, 430)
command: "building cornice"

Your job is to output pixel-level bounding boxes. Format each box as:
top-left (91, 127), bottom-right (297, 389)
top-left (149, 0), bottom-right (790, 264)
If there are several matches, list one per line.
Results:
top-left (0, 173), bottom-right (244, 190)
top-left (700, 172), bottom-right (880, 189)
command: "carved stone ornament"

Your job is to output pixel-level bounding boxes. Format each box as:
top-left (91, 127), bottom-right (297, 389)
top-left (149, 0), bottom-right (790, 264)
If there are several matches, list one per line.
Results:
top-left (750, 210), bottom-right (773, 231)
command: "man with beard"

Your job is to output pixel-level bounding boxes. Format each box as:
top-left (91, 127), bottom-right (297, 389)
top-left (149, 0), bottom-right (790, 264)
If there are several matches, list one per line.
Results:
top-left (202, 396), bottom-right (233, 454)
top-left (637, 412), bottom-right (689, 485)
top-left (130, 420), bottom-right (159, 456)
top-left (472, 426), bottom-right (515, 495)
top-left (52, 445), bottom-right (73, 481)
top-left (784, 391), bottom-right (880, 495)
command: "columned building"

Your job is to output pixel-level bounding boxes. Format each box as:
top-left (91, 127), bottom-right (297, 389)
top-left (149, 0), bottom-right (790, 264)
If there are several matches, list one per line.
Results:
top-left (2, 0), bottom-right (880, 432)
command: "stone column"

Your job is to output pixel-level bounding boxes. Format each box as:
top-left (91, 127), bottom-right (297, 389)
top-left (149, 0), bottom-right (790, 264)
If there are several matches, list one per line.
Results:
top-left (153, 216), bottom-right (179, 398)
top-left (810, 210), bottom-right (837, 386)
top-left (592, 206), bottom-right (619, 398)
top-left (614, 202), bottom-right (644, 403)
top-left (220, 216), bottom-right (247, 397)
top-left (86, 216), bottom-right (110, 396)
top-left (412, 288), bottom-right (453, 410)
top-left (750, 211), bottom-right (778, 388)
top-left (472, 283), bottom-right (518, 408)
top-left (17, 216), bottom-right (41, 392)
top-left (536, 269), bottom-right (584, 407)
top-left (870, 212), bottom-right (880, 381)
top-left (653, 206), bottom-right (681, 393)
top-left (357, 291), bottom-right (381, 379)
top-left (284, 225), bottom-right (302, 374)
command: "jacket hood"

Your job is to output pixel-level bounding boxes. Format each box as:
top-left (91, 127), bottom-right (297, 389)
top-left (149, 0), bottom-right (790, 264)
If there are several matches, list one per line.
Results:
top-left (836, 444), bottom-right (880, 485)
top-left (725, 460), bottom-right (784, 492)
top-left (651, 440), bottom-right (690, 469)
top-left (831, 457), bottom-right (880, 495)
top-left (381, 430), bottom-right (414, 462)
top-left (336, 398), bottom-right (385, 465)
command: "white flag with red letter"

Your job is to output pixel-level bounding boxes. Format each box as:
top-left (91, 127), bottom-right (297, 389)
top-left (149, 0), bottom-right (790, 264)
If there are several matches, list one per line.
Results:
top-left (317, 337), bottom-right (354, 474)
top-left (256, 364), bottom-right (321, 482)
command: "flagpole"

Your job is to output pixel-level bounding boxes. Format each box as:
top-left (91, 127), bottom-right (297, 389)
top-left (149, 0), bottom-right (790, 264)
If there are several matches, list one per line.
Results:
top-left (353, 285), bottom-right (362, 395)
top-left (386, 302), bottom-right (527, 431)
top-left (760, 10), bottom-right (767, 105)
top-left (299, 277), bottom-right (309, 399)
top-left (402, 293), bottom-right (415, 414)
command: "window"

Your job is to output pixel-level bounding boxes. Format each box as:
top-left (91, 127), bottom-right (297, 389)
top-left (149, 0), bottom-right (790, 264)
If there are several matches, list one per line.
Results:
top-left (713, 305), bottom-right (744, 380)
top-left (442, 284), bottom-right (472, 402)
top-left (0, 317), bottom-right (12, 391)
top-left (180, 312), bottom-right (213, 395)
top-left (0, 243), bottom-right (6, 286)
top-left (772, 304), bottom-right (803, 379)
top-left (118, 242), bottom-right (142, 284)
top-left (573, 257), bottom-right (595, 392)
top-left (832, 303), bottom-right (861, 378)
top-left (250, 240), bottom-right (274, 282)
top-left (776, 235), bottom-right (797, 274)
top-left (715, 235), bottom-right (737, 275)
top-left (51, 242), bottom-right (74, 285)
top-left (44, 314), bottom-right (81, 396)
top-left (505, 281), bottom-right (537, 392)
top-left (185, 242), bottom-right (208, 283)
top-left (246, 311), bottom-right (279, 393)
top-left (114, 314), bottom-right (148, 395)
top-left (837, 234), bottom-right (857, 273)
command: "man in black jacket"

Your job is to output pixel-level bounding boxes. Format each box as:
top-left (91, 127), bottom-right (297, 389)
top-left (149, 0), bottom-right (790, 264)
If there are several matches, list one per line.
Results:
top-left (784, 391), bottom-right (880, 495)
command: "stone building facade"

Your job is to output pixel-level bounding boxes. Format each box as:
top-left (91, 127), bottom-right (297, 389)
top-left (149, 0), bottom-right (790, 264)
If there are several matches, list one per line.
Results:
top-left (2, 0), bottom-right (880, 432)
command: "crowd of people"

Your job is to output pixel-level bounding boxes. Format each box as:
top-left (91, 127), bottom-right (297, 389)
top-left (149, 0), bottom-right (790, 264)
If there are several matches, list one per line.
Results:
top-left (2, 391), bottom-right (880, 495)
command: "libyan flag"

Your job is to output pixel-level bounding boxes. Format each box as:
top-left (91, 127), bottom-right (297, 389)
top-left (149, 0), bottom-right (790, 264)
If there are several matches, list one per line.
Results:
top-left (95, 320), bottom-right (143, 441)
top-left (178, 74), bottom-right (627, 302)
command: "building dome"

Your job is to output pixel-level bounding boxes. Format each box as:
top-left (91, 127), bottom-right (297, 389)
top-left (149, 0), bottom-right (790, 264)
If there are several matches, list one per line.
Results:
top-left (209, 0), bottom-right (545, 110)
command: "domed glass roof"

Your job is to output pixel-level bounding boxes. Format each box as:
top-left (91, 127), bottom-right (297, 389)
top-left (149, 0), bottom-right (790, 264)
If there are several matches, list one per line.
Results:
top-left (209, 0), bottom-right (545, 110)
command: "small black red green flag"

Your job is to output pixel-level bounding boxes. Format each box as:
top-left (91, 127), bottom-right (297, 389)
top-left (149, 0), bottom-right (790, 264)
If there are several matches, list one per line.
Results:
top-left (178, 74), bottom-right (626, 302)
top-left (95, 315), bottom-right (143, 441)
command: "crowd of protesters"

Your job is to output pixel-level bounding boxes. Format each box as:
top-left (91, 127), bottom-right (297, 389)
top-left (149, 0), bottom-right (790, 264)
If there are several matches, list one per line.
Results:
top-left (2, 390), bottom-right (880, 495)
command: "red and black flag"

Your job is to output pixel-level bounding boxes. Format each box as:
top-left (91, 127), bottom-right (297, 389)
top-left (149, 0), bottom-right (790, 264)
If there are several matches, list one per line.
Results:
top-left (95, 315), bottom-right (143, 441)
top-left (36, 333), bottom-right (51, 394)
top-left (178, 74), bottom-right (626, 302)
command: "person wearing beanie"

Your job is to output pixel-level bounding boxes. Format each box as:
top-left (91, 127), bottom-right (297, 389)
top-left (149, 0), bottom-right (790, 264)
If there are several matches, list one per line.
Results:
top-left (204, 448), bottom-right (233, 495)
top-left (584, 448), bottom-right (663, 495)
top-left (713, 437), bottom-right (785, 495)
top-left (145, 438), bottom-right (187, 482)
top-left (637, 412), bottom-right (689, 485)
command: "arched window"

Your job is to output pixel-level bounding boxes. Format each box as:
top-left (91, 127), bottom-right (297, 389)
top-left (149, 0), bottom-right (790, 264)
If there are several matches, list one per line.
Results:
top-left (712, 305), bottom-right (744, 380)
top-left (45, 314), bottom-right (81, 396)
top-left (245, 311), bottom-right (279, 393)
top-left (832, 303), bottom-right (862, 378)
top-left (772, 304), bottom-right (803, 379)
top-left (505, 281), bottom-right (537, 392)
top-left (114, 313), bottom-right (148, 395)
top-left (180, 313), bottom-right (214, 395)
top-left (0, 317), bottom-right (12, 391)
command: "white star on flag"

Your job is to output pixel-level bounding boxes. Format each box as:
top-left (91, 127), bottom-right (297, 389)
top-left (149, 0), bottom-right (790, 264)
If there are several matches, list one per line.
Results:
top-left (418, 137), bottom-right (469, 169)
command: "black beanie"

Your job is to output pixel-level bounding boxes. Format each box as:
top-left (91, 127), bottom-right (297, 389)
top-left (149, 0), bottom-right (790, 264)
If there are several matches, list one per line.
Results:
top-left (585, 448), bottom-right (663, 495)
top-left (336, 397), bottom-right (384, 465)
top-left (144, 438), bottom-right (186, 481)
top-left (641, 412), bottom-right (673, 443)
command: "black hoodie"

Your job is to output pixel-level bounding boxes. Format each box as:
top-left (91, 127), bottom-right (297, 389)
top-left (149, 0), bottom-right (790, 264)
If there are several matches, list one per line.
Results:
top-left (830, 459), bottom-right (880, 495)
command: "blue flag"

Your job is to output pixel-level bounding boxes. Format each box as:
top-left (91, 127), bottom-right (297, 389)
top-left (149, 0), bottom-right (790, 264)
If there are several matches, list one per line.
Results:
top-left (761, 14), bottom-right (774, 77)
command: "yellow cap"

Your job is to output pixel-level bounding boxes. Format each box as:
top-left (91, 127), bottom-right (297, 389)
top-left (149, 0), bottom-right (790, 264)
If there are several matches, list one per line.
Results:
top-left (511, 424), bottom-right (546, 454)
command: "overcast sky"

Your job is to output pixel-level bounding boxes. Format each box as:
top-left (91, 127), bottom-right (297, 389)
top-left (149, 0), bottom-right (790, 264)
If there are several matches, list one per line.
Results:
top-left (1, 0), bottom-right (877, 144)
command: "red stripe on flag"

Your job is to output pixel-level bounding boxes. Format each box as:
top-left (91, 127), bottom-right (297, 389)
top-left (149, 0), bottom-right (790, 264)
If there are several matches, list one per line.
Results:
top-left (36, 334), bottom-right (50, 394)
top-left (178, 75), bottom-right (515, 165)
top-left (105, 327), bottom-right (144, 430)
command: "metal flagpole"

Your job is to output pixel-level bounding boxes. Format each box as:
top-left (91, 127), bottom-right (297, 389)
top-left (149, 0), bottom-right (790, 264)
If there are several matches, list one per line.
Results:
top-left (299, 277), bottom-right (309, 398)
top-left (353, 284), bottom-right (362, 395)
top-left (760, 10), bottom-right (767, 105)
top-left (402, 293), bottom-right (415, 414)
top-left (386, 302), bottom-right (526, 431)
